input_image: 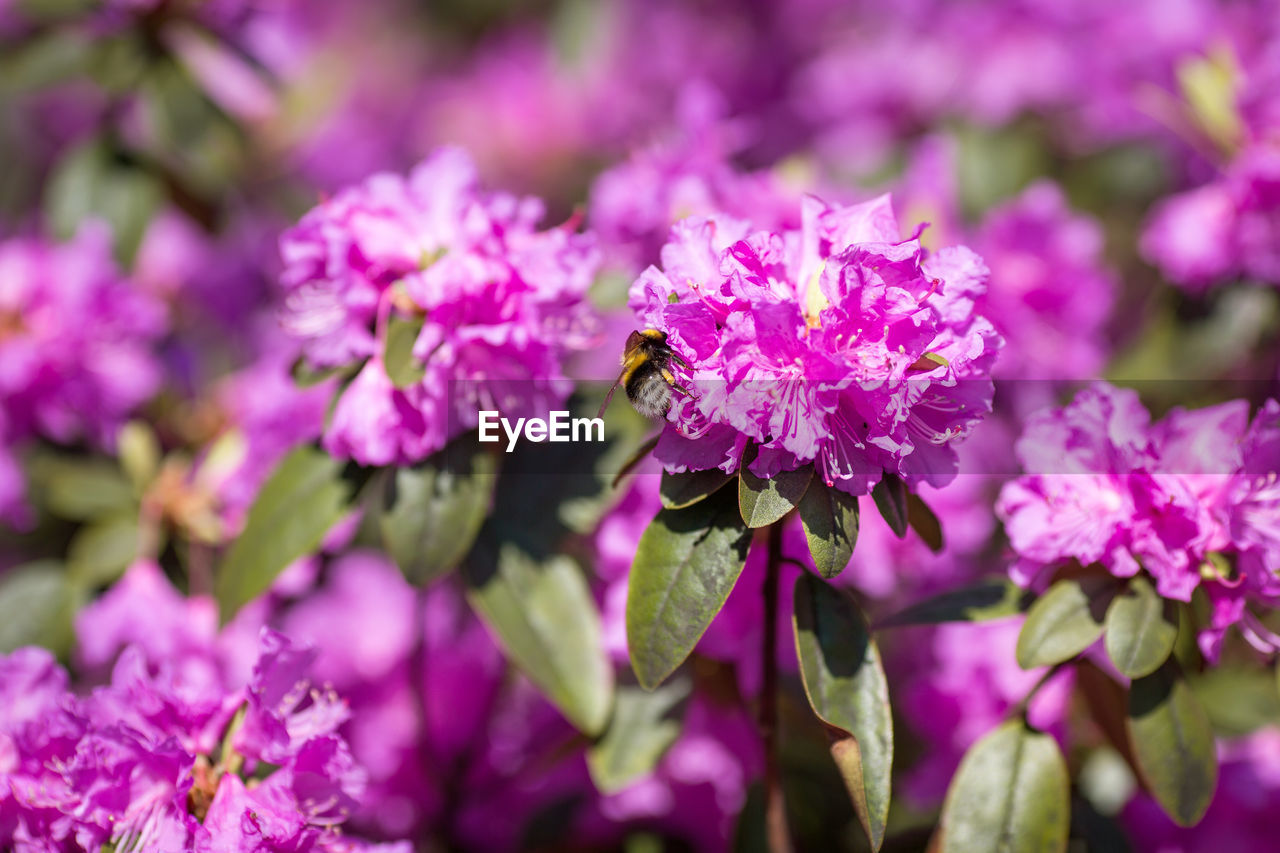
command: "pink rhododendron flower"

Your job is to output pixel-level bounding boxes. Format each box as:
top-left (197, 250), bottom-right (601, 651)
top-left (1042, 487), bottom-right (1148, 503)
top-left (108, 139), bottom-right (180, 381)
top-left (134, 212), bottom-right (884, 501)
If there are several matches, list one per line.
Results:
top-left (997, 383), bottom-right (1280, 656)
top-left (630, 194), bottom-right (1002, 494)
top-left (0, 631), bottom-right (406, 853)
top-left (1143, 147), bottom-right (1280, 289)
top-left (896, 619), bottom-right (1074, 804)
top-left (0, 223), bottom-right (167, 449)
top-left (280, 146), bottom-right (598, 466)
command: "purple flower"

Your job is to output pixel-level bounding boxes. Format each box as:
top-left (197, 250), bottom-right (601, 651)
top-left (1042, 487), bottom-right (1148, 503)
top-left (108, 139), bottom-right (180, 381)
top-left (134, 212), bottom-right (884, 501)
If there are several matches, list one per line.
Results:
top-left (1142, 147), bottom-right (1280, 289)
top-left (0, 625), bottom-right (398, 852)
top-left (973, 182), bottom-right (1116, 380)
top-left (631, 194), bottom-right (1002, 494)
top-left (997, 383), bottom-right (1280, 656)
top-left (280, 147), bottom-right (598, 466)
top-left (0, 223), bottom-right (167, 449)
top-left (589, 85), bottom-right (806, 273)
top-left (1141, 43), bottom-right (1280, 290)
top-left (895, 619), bottom-right (1074, 805)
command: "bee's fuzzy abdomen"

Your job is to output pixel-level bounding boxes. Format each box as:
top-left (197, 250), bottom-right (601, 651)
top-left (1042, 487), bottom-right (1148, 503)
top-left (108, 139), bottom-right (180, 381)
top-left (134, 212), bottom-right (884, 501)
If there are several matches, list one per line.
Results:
top-left (625, 365), bottom-right (674, 419)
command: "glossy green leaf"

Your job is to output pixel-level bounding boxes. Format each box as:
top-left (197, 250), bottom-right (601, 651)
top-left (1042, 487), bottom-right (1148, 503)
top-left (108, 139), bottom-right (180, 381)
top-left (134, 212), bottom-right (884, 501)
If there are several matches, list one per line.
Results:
top-left (45, 139), bottom-right (163, 264)
top-left (1104, 577), bottom-right (1178, 679)
top-left (1016, 578), bottom-right (1111, 669)
top-left (739, 454), bottom-right (812, 528)
top-left (906, 493), bottom-right (943, 552)
top-left (796, 478), bottom-right (860, 579)
top-left (871, 475), bottom-right (908, 538)
top-left (0, 561), bottom-right (78, 656)
top-left (67, 515), bottom-right (139, 587)
top-left (878, 578), bottom-right (1032, 629)
top-left (1127, 666), bottom-right (1217, 826)
top-left (627, 485), bottom-right (753, 689)
top-left (464, 547), bottom-right (613, 735)
top-left (0, 29), bottom-right (95, 94)
top-left (792, 574), bottom-right (892, 851)
top-left (659, 467), bottom-right (735, 510)
top-left (27, 454), bottom-right (135, 521)
top-left (1192, 668), bottom-right (1280, 737)
top-left (939, 719), bottom-right (1070, 853)
top-left (380, 439), bottom-right (495, 584)
top-left (290, 355), bottom-right (362, 389)
top-left (383, 314), bottom-right (427, 389)
top-left (588, 680), bottom-right (690, 793)
top-left (216, 446), bottom-right (350, 622)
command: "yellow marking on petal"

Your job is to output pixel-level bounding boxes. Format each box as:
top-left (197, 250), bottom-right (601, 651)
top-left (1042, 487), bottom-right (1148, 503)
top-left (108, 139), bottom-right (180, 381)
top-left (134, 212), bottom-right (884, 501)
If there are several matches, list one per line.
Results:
top-left (803, 259), bottom-right (828, 329)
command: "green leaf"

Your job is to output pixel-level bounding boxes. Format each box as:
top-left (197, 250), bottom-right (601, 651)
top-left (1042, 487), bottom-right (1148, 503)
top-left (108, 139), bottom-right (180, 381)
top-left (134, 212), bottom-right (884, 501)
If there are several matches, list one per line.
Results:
top-left (627, 485), bottom-right (753, 689)
top-left (797, 478), bottom-right (860, 579)
top-left (216, 446), bottom-right (350, 622)
top-left (380, 438), bottom-right (496, 584)
top-left (464, 547), bottom-right (613, 735)
top-left (0, 561), bottom-right (78, 656)
top-left (1016, 578), bottom-right (1112, 669)
top-left (587, 680), bottom-right (690, 793)
top-left (1104, 577), bottom-right (1178, 679)
top-left (659, 467), bottom-right (735, 510)
top-left (906, 493), bottom-right (943, 552)
top-left (45, 139), bottom-right (163, 264)
top-left (1192, 668), bottom-right (1280, 737)
top-left (1127, 666), bottom-right (1218, 827)
top-left (877, 578), bottom-right (1033, 628)
top-left (383, 314), bottom-right (427, 389)
top-left (290, 355), bottom-right (362, 388)
top-left (739, 451), bottom-right (812, 528)
top-left (871, 475), bottom-right (908, 538)
top-left (792, 574), bottom-right (892, 852)
top-left (67, 515), bottom-right (139, 587)
top-left (1177, 48), bottom-right (1244, 151)
top-left (27, 454), bottom-right (136, 521)
top-left (0, 29), bottom-right (95, 94)
top-left (939, 719), bottom-right (1070, 853)
top-left (116, 421), bottom-right (160, 491)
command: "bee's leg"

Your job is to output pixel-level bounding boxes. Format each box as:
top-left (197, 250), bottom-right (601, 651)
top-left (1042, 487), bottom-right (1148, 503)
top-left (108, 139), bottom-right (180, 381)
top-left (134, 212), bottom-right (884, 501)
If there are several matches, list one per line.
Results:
top-left (668, 349), bottom-right (691, 368)
top-left (661, 368), bottom-right (693, 397)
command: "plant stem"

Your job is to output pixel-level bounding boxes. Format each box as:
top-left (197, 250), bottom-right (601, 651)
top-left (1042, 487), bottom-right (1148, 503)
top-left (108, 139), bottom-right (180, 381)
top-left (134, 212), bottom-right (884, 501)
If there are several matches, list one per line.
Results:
top-left (761, 522), bottom-right (793, 853)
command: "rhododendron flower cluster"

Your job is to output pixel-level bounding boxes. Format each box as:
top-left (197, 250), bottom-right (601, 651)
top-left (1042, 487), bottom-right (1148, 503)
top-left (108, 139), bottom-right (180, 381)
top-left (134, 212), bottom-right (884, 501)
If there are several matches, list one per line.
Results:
top-left (0, 224), bottom-right (166, 449)
top-left (998, 382), bottom-right (1280, 655)
top-left (0, 629), bottom-right (407, 853)
top-left (280, 146), bottom-right (598, 466)
top-left (631, 194), bottom-right (1002, 492)
top-left (1141, 46), bottom-right (1280, 290)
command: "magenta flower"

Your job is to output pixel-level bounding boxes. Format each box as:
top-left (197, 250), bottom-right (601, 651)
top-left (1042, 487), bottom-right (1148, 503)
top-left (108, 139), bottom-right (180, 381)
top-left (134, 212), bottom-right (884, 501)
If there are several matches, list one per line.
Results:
top-left (280, 146), bottom-right (598, 466)
top-left (0, 626), bottom-right (401, 853)
top-left (973, 182), bottom-right (1116, 380)
top-left (896, 619), bottom-right (1073, 805)
top-left (1143, 146), bottom-right (1280, 289)
top-left (589, 85), bottom-right (805, 273)
top-left (997, 383), bottom-right (1280, 656)
top-left (0, 223), bottom-right (167, 449)
top-left (630, 194), bottom-right (1002, 494)
top-left (1141, 42), bottom-right (1280, 290)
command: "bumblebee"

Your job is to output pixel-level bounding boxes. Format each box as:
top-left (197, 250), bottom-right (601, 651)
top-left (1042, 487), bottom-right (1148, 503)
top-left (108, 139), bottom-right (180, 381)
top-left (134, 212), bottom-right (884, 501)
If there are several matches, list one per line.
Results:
top-left (599, 329), bottom-right (692, 419)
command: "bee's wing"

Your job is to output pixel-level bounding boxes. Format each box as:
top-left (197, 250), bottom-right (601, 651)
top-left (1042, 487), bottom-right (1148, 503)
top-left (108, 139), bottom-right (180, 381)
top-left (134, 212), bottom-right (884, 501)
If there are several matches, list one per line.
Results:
top-left (597, 374), bottom-right (624, 420)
